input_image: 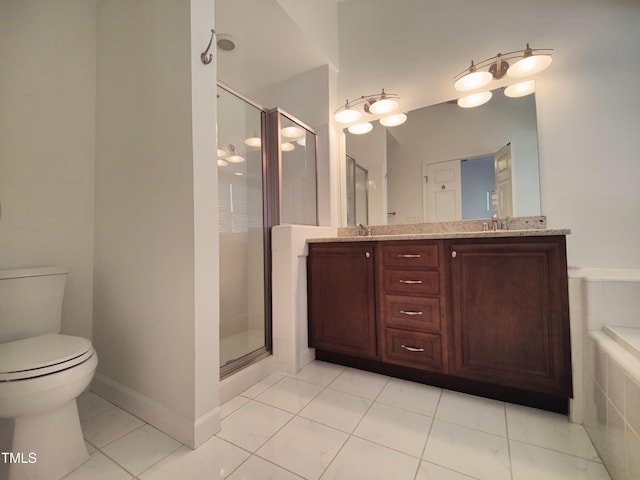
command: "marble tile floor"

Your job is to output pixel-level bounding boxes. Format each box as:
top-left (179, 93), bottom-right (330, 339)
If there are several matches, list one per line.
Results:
top-left (66, 361), bottom-right (611, 480)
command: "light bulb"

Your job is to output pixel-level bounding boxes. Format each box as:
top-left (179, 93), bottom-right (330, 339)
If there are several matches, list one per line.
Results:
top-left (504, 80), bottom-right (536, 98)
top-left (457, 91), bottom-right (492, 108)
top-left (348, 122), bottom-right (373, 135)
top-left (380, 113), bottom-right (407, 127)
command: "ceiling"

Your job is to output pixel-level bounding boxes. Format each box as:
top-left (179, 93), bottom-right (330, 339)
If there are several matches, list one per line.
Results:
top-left (215, 0), bottom-right (565, 116)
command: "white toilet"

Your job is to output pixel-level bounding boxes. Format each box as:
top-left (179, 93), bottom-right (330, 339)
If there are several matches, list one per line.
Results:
top-left (0, 267), bottom-right (98, 480)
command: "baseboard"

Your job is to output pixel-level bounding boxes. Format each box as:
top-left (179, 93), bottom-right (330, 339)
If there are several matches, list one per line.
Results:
top-left (91, 373), bottom-right (220, 449)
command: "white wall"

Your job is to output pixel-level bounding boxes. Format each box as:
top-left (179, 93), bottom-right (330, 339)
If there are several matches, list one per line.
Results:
top-left (93, 0), bottom-right (218, 448)
top-left (534, 1), bottom-right (640, 269)
top-left (0, 0), bottom-right (97, 339)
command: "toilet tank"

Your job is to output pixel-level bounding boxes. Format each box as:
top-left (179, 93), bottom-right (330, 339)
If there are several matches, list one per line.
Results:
top-left (0, 267), bottom-right (69, 343)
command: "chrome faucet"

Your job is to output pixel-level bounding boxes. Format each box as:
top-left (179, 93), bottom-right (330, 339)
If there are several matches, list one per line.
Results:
top-left (491, 214), bottom-right (499, 231)
top-left (356, 223), bottom-right (371, 236)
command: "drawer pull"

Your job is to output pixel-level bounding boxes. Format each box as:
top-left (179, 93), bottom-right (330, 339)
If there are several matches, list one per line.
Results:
top-left (401, 344), bottom-right (425, 353)
top-left (399, 279), bottom-right (423, 284)
top-left (400, 310), bottom-right (423, 316)
top-left (398, 254), bottom-right (421, 258)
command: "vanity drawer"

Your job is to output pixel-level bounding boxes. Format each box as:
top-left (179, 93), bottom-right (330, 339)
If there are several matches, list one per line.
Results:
top-left (382, 244), bottom-right (439, 269)
top-left (383, 270), bottom-right (439, 295)
top-left (383, 295), bottom-right (441, 332)
top-left (383, 328), bottom-right (443, 371)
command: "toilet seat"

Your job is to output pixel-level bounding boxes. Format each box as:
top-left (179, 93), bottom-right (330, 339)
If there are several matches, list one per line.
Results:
top-left (0, 333), bottom-right (94, 382)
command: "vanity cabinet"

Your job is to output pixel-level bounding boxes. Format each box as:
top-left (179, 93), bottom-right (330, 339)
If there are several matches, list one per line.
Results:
top-left (448, 237), bottom-right (572, 397)
top-left (307, 234), bottom-right (572, 411)
top-left (307, 242), bottom-right (377, 359)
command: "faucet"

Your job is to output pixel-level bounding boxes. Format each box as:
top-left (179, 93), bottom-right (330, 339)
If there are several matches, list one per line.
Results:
top-left (356, 223), bottom-right (371, 236)
top-left (491, 214), bottom-right (499, 231)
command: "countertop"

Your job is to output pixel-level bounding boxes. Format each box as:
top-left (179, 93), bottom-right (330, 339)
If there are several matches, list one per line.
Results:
top-left (306, 216), bottom-right (570, 243)
top-left (307, 228), bottom-right (571, 243)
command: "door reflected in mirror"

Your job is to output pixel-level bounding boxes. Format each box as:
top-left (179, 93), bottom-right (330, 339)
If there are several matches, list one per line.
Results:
top-left (346, 87), bottom-right (540, 225)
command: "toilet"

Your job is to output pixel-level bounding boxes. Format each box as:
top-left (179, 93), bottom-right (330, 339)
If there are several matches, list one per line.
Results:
top-left (0, 267), bottom-right (98, 480)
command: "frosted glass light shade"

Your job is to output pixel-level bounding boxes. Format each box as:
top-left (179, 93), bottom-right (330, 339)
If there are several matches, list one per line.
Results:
top-left (504, 80), bottom-right (536, 98)
top-left (281, 142), bottom-right (295, 152)
top-left (281, 126), bottom-right (304, 138)
top-left (368, 97), bottom-right (399, 115)
top-left (217, 147), bottom-right (227, 157)
top-left (507, 54), bottom-right (552, 78)
top-left (380, 113), bottom-right (407, 127)
top-left (348, 122), bottom-right (373, 135)
top-left (335, 108), bottom-right (361, 124)
top-left (227, 155), bottom-right (245, 163)
top-left (244, 137), bottom-right (262, 147)
top-left (454, 70), bottom-right (493, 92)
top-left (457, 91), bottom-right (492, 108)
top-left (217, 159), bottom-right (228, 167)
top-left (296, 137), bottom-right (306, 147)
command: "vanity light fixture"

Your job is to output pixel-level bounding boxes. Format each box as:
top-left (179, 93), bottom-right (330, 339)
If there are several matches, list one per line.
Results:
top-left (335, 88), bottom-right (407, 133)
top-left (281, 142), bottom-right (295, 152)
top-left (453, 43), bottom-right (552, 92)
top-left (334, 88), bottom-right (400, 124)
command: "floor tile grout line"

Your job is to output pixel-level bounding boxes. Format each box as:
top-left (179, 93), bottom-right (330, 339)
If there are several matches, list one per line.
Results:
top-left (312, 372), bottom-right (392, 480)
top-left (503, 402), bottom-right (514, 480)
top-left (412, 387), bottom-right (443, 480)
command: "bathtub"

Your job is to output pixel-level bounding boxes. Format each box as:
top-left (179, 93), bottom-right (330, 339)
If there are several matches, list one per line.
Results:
top-left (569, 268), bottom-right (640, 480)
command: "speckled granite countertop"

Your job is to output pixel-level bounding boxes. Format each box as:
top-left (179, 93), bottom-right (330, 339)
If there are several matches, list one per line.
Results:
top-left (307, 216), bottom-right (571, 243)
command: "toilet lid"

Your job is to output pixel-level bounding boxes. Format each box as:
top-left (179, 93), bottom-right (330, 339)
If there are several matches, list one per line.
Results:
top-left (0, 333), bottom-right (94, 381)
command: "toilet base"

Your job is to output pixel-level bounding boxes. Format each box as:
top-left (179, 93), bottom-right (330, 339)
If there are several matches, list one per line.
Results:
top-left (6, 400), bottom-right (89, 480)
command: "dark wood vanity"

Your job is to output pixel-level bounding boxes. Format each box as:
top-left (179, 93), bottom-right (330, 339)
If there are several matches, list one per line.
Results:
top-left (307, 233), bottom-right (572, 412)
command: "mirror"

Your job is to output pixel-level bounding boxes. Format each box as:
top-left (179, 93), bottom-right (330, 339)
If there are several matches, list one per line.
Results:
top-left (346, 88), bottom-right (540, 225)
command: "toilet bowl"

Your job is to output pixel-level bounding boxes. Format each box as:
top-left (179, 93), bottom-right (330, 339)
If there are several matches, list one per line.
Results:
top-left (0, 268), bottom-right (98, 480)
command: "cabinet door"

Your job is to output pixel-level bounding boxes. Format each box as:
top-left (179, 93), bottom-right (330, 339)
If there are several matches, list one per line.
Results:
top-left (448, 238), bottom-right (572, 397)
top-left (308, 243), bottom-right (377, 358)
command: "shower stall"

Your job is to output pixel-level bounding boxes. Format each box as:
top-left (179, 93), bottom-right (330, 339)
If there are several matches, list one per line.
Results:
top-left (217, 84), bottom-right (317, 377)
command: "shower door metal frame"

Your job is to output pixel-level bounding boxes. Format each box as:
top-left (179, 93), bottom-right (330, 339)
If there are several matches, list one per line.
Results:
top-left (218, 82), bottom-right (274, 379)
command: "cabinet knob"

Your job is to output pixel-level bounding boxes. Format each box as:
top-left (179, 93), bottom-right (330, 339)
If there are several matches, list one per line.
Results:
top-left (451, 251), bottom-right (457, 258)
top-left (365, 251), bottom-right (370, 258)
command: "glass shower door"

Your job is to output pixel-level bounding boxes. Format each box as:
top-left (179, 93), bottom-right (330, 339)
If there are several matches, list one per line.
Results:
top-left (217, 85), bottom-right (269, 376)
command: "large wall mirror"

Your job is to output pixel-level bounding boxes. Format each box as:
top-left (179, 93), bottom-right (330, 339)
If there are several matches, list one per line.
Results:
top-left (346, 87), bottom-right (541, 226)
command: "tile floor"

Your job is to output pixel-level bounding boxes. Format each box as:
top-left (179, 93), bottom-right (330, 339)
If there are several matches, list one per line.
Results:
top-left (66, 361), bottom-right (611, 480)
